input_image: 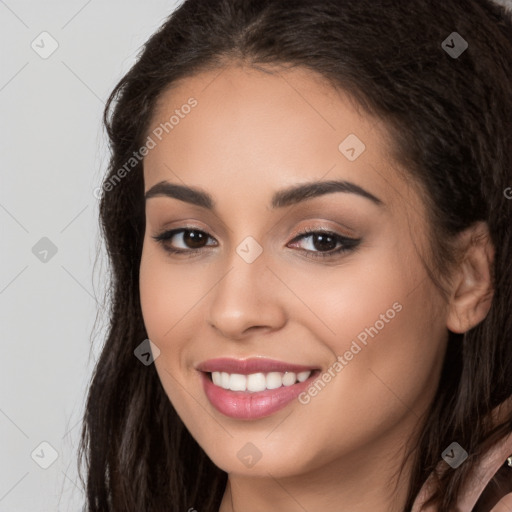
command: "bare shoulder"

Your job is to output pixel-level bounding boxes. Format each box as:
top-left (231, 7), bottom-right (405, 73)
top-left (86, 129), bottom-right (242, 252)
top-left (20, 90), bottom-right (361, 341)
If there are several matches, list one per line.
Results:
top-left (412, 433), bottom-right (512, 512)
top-left (473, 462), bottom-right (512, 512)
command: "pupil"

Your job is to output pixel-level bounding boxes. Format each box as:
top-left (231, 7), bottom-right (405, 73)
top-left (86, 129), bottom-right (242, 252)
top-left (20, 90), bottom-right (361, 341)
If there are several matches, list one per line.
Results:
top-left (313, 233), bottom-right (336, 251)
top-left (185, 230), bottom-right (206, 249)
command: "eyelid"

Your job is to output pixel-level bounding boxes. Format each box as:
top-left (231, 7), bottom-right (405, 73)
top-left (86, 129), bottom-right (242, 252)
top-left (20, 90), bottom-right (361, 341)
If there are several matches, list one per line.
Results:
top-left (289, 221), bottom-right (357, 239)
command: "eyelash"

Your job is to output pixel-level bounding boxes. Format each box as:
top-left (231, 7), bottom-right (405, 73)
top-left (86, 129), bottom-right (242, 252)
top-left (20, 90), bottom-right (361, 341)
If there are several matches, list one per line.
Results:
top-left (152, 226), bottom-right (361, 261)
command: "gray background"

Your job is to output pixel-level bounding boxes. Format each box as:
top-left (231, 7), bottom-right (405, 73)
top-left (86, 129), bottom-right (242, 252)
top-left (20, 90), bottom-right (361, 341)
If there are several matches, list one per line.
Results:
top-left (0, 1), bottom-right (180, 510)
top-left (1, 1), bottom-right (511, 511)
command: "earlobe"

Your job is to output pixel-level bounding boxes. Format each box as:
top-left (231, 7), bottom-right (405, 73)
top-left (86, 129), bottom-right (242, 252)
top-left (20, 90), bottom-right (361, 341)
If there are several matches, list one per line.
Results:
top-left (446, 222), bottom-right (495, 334)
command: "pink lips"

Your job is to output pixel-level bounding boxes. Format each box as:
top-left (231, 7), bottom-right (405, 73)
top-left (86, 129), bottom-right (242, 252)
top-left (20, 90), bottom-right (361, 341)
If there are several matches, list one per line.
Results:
top-left (197, 357), bottom-right (318, 420)
top-left (196, 357), bottom-right (316, 375)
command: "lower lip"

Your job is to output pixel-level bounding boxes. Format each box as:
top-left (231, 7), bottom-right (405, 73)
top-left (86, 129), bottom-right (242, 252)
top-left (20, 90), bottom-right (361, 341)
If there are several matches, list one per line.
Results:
top-left (200, 371), bottom-right (317, 420)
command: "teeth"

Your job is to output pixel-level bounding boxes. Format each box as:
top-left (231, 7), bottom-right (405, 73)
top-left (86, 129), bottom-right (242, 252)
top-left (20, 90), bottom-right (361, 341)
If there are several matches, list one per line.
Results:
top-left (210, 370), bottom-right (312, 392)
top-left (212, 372), bottom-right (222, 386)
top-left (282, 372), bottom-right (296, 386)
top-left (266, 372), bottom-right (282, 390)
top-left (247, 372), bottom-right (267, 392)
top-left (297, 371), bottom-right (311, 382)
top-left (229, 373), bottom-right (246, 391)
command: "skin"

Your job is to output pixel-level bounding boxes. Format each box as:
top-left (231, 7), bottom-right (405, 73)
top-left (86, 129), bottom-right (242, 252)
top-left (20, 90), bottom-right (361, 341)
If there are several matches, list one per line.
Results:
top-left (139, 64), bottom-right (494, 511)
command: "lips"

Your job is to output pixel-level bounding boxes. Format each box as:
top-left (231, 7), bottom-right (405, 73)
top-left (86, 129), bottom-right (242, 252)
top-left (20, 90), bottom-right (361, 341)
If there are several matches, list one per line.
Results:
top-left (196, 358), bottom-right (320, 420)
top-left (196, 357), bottom-right (317, 374)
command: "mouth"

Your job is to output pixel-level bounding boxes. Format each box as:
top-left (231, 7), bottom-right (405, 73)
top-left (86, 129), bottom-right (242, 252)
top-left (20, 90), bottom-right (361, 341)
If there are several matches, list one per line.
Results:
top-left (196, 358), bottom-right (321, 420)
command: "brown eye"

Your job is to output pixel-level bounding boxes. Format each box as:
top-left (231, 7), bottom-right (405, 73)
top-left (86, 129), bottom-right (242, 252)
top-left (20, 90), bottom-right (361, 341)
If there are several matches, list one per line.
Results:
top-left (288, 228), bottom-right (361, 260)
top-left (152, 228), bottom-right (217, 254)
top-left (181, 230), bottom-right (208, 249)
top-left (310, 233), bottom-right (338, 252)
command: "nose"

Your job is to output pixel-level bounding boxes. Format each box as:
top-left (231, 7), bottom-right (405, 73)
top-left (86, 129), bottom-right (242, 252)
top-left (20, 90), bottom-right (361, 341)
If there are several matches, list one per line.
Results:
top-left (206, 251), bottom-right (287, 340)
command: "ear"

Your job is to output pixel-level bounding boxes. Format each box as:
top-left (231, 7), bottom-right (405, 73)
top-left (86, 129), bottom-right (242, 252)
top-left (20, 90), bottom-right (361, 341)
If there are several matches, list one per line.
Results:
top-left (446, 222), bottom-right (495, 334)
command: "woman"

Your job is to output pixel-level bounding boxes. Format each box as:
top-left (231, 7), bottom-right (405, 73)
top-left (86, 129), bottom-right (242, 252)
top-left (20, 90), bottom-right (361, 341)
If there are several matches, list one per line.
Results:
top-left (79, 0), bottom-right (512, 510)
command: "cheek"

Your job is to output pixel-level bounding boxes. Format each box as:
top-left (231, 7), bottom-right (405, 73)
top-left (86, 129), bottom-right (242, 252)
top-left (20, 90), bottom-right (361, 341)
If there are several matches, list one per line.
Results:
top-left (139, 243), bottom-right (206, 342)
top-left (139, 250), bottom-right (170, 341)
top-left (299, 280), bottom-right (445, 452)
top-left (283, 247), bottom-right (446, 431)
top-left (139, 245), bottom-right (209, 430)
top-left (280, 239), bottom-right (416, 351)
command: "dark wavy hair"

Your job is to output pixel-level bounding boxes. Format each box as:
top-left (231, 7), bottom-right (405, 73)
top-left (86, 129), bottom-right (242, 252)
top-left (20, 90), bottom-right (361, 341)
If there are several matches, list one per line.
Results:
top-left (78, 0), bottom-right (512, 510)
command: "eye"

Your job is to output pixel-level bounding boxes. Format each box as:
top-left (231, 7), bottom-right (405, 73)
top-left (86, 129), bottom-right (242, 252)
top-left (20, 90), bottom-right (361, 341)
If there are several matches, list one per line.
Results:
top-left (152, 227), bottom-right (217, 256)
top-left (287, 227), bottom-right (361, 259)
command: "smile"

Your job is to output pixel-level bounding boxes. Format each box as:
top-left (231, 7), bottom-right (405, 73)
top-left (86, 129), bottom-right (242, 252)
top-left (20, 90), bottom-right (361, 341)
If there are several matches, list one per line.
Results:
top-left (196, 358), bottom-right (320, 420)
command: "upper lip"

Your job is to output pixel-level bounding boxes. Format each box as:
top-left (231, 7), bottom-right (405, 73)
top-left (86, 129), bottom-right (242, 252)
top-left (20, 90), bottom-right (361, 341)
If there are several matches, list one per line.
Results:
top-left (196, 357), bottom-right (319, 375)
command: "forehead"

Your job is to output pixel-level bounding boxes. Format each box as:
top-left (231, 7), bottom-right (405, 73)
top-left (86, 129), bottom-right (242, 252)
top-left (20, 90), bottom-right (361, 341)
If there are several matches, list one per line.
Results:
top-left (143, 64), bottom-right (416, 214)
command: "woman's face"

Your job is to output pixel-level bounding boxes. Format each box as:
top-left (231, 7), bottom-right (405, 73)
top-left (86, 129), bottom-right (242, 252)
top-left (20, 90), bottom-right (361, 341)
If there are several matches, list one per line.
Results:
top-left (139, 64), bottom-right (449, 481)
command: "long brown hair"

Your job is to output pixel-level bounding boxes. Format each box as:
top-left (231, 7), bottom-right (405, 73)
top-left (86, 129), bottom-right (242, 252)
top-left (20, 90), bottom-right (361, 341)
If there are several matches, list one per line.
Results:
top-left (79, 0), bottom-right (512, 510)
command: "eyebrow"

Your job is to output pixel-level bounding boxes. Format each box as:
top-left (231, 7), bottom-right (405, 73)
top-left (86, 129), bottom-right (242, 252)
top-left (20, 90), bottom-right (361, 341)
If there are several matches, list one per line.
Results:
top-left (144, 179), bottom-right (384, 209)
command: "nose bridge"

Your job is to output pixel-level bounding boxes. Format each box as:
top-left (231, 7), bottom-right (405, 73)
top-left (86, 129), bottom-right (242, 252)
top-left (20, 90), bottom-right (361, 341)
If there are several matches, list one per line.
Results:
top-left (212, 238), bottom-right (268, 311)
top-left (206, 237), bottom-right (287, 338)
top-left (218, 228), bottom-right (269, 294)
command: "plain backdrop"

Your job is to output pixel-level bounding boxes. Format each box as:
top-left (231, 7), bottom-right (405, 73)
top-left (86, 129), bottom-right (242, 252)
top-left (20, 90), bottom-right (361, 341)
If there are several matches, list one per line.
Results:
top-left (0, 2), bottom-right (181, 510)
top-left (1, 1), bottom-right (511, 511)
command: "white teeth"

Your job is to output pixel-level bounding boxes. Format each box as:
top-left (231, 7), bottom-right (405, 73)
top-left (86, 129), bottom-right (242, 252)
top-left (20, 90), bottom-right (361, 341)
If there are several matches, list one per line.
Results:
top-left (266, 372), bottom-right (283, 390)
top-left (297, 371), bottom-right (311, 382)
top-left (211, 370), bottom-right (312, 392)
top-left (212, 372), bottom-right (222, 386)
top-left (229, 373), bottom-right (246, 391)
top-left (247, 373), bottom-right (267, 392)
top-left (282, 372), bottom-right (296, 386)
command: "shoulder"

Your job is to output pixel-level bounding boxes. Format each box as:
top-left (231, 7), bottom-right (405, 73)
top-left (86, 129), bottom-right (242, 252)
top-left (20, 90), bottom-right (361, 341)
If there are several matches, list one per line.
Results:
top-left (473, 461), bottom-right (512, 512)
top-left (412, 432), bottom-right (512, 512)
